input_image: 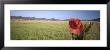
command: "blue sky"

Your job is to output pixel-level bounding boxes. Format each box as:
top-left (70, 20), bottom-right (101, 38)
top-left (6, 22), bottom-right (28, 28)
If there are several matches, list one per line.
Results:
top-left (10, 10), bottom-right (100, 20)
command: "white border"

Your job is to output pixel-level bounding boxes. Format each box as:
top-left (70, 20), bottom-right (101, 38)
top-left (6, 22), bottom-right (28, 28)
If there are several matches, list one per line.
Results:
top-left (4, 4), bottom-right (107, 47)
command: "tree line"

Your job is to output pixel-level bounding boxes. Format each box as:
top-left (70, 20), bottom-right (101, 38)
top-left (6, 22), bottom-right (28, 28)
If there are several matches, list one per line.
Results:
top-left (11, 16), bottom-right (100, 22)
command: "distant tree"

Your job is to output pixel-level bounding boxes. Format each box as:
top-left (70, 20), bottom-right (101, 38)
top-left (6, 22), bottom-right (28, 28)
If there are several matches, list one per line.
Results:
top-left (50, 18), bottom-right (56, 21)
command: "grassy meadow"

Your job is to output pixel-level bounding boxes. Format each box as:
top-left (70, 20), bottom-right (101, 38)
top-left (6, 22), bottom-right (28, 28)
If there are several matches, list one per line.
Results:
top-left (11, 19), bottom-right (100, 40)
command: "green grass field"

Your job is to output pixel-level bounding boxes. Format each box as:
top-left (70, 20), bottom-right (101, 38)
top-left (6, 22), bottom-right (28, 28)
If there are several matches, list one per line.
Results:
top-left (11, 20), bottom-right (100, 40)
